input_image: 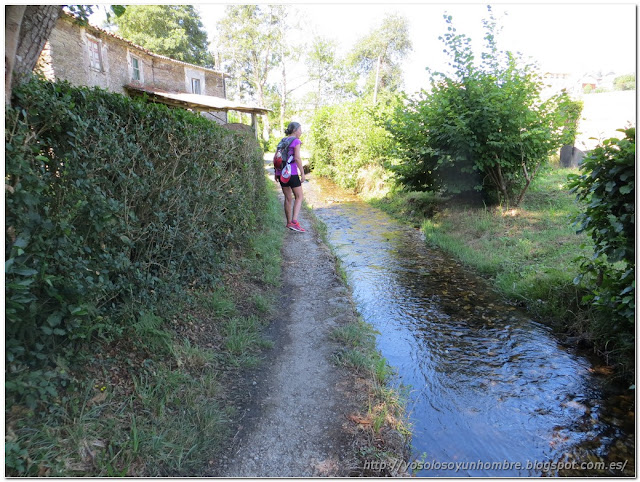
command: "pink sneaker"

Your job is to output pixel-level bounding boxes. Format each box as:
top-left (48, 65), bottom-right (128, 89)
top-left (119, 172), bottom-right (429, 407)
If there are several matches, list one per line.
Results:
top-left (289, 220), bottom-right (306, 232)
top-left (286, 222), bottom-right (294, 229)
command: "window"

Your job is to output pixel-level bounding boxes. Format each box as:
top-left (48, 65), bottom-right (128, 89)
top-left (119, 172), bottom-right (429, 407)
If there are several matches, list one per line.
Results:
top-left (132, 57), bottom-right (141, 81)
top-left (191, 78), bottom-right (201, 95)
top-left (88, 39), bottom-right (102, 71)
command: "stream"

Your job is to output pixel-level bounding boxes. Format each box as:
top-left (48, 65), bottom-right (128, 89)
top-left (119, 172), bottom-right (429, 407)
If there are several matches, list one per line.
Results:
top-left (302, 176), bottom-right (634, 477)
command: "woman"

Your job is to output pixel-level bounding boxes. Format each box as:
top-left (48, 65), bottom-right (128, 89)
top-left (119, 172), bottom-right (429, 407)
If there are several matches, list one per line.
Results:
top-left (275, 121), bottom-right (306, 232)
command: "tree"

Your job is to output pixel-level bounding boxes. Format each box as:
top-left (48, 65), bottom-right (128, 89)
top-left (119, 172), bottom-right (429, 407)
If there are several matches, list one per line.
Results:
top-left (308, 95), bottom-right (395, 190)
top-left (271, 5), bottom-right (307, 134)
top-left (5, 6), bottom-right (61, 104)
top-left (109, 5), bottom-right (213, 67)
top-left (5, 5), bottom-right (124, 105)
top-left (347, 13), bottom-right (412, 102)
top-left (304, 35), bottom-right (358, 114)
top-left (305, 36), bottom-right (336, 112)
top-left (216, 5), bottom-right (283, 139)
top-left (385, 8), bottom-right (571, 205)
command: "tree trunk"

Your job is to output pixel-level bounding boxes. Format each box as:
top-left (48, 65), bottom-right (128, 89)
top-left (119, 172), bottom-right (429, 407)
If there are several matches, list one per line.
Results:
top-left (5, 5), bottom-right (26, 104)
top-left (257, 82), bottom-right (269, 141)
top-left (514, 160), bottom-right (541, 207)
top-left (494, 164), bottom-right (509, 206)
top-left (280, 60), bottom-right (287, 135)
top-left (315, 77), bottom-right (321, 113)
top-left (373, 55), bottom-right (382, 105)
top-left (6, 5), bottom-right (62, 104)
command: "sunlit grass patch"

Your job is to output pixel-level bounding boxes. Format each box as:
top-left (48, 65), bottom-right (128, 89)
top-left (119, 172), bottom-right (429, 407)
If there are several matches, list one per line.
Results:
top-left (8, 365), bottom-right (233, 477)
top-left (331, 320), bottom-right (378, 348)
top-left (373, 167), bottom-right (594, 324)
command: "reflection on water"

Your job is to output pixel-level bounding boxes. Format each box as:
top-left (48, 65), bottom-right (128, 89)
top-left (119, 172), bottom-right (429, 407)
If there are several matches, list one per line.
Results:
top-left (304, 176), bottom-right (634, 477)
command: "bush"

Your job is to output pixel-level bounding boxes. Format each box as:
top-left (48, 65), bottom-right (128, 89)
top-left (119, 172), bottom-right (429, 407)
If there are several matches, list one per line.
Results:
top-left (614, 73), bottom-right (635, 91)
top-left (264, 135), bottom-right (280, 153)
top-left (308, 95), bottom-right (396, 190)
top-left (384, 10), bottom-right (572, 206)
top-left (568, 127), bottom-right (635, 361)
top-left (5, 78), bottom-right (267, 407)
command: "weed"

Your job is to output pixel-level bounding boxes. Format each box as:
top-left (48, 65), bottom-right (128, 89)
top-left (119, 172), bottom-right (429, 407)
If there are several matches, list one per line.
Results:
top-left (373, 357), bottom-right (393, 385)
top-left (331, 321), bottom-right (376, 347)
top-left (6, 183), bottom-right (286, 476)
top-left (334, 348), bottom-right (371, 372)
top-left (304, 202), bottom-right (349, 285)
top-left (371, 405), bottom-right (388, 433)
top-left (131, 312), bottom-right (172, 354)
top-left (172, 339), bottom-right (219, 371)
top-left (251, 293), bottom-right (271, 314)
top-left (224, 316), bottom-right (258, 353)
top-left (202, 288), bottom-right (237, 318)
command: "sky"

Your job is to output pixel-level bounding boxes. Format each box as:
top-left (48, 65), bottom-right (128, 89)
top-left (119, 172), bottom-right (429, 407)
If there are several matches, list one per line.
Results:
top-left (90, 2), bottom-right (637, 95)
top-left (194, 1), bottom-right (637, 94)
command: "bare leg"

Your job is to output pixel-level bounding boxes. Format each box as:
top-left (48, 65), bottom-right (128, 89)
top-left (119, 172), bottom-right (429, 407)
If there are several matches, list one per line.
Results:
top-left (282, 186), bottom-right (293, 224)
top-left (291, 185), bottom-right (304, 222)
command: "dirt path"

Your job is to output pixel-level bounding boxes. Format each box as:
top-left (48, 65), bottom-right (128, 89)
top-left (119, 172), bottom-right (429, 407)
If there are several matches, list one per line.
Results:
top-left (214, 185), bottom-right (363, 477)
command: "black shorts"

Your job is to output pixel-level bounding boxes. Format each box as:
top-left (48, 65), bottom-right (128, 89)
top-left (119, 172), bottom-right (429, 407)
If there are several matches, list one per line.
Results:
top-left (277, 174), bottom-right (302, 188)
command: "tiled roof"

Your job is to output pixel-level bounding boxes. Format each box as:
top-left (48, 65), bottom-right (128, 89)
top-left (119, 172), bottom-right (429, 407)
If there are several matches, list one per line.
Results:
top-left (60, 10), bottom-right (228, 77)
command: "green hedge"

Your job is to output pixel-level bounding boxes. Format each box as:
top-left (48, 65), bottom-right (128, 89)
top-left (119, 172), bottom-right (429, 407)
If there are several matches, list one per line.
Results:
top-left (5, 78), bottom-right (267, 407)
top-left (569, 127), bottom-right (635, 356)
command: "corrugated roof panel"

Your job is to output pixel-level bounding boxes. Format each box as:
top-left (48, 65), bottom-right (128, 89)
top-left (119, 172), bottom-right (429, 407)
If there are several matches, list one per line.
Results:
top-left (124, 85), bottom-right (271, 114)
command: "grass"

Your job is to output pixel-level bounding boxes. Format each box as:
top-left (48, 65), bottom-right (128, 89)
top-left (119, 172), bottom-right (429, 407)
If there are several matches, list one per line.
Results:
top-left (304, 201), bottom-right (412, 474)
top-left (330, 318), bottom-right (410, 431)
top-left (305, 202), bottom-right (349, 285)
top-left (6, 177), bottom-right (286, 477)
top-left (330, 317), bottom-right (412, 475)
top-left (371, 167), bottom-right (593, 323)
top-left (428, 168), bottom-right (596, 326)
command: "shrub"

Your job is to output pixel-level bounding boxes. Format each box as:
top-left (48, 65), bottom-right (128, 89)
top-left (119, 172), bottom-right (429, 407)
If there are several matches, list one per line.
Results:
top-left (613, 73), bottom-right (635, 91)
top-left (308, 95), bottom-right (396, 190)
top-left (5, 78), bottom-right (267, 407)
top-left (558, 98), bottom-right (584, 146)
top-left (265, 135), bottom-right (280, 153)
top-left (384, 9), bottom-right (572, 206)
top-left (568, 127), bottom-right (635, 361)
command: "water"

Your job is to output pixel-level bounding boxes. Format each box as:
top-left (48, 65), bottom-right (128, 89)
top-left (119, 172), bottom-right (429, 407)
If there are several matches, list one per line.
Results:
top-left (303, 176), bottom-right (634, 477)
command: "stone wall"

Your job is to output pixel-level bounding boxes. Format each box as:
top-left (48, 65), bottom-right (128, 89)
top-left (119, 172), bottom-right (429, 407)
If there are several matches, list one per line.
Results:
top-left (38, 14), bottom-right (227, 122)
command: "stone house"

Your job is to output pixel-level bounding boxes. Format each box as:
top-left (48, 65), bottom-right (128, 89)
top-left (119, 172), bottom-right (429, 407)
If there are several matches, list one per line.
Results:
top-left (37, 12), bottom-right (269, 133)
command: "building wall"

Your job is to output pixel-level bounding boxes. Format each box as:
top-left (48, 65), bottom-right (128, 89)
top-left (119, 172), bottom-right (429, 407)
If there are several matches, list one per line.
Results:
top-left (38, 15), bottom-right (227, 122)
